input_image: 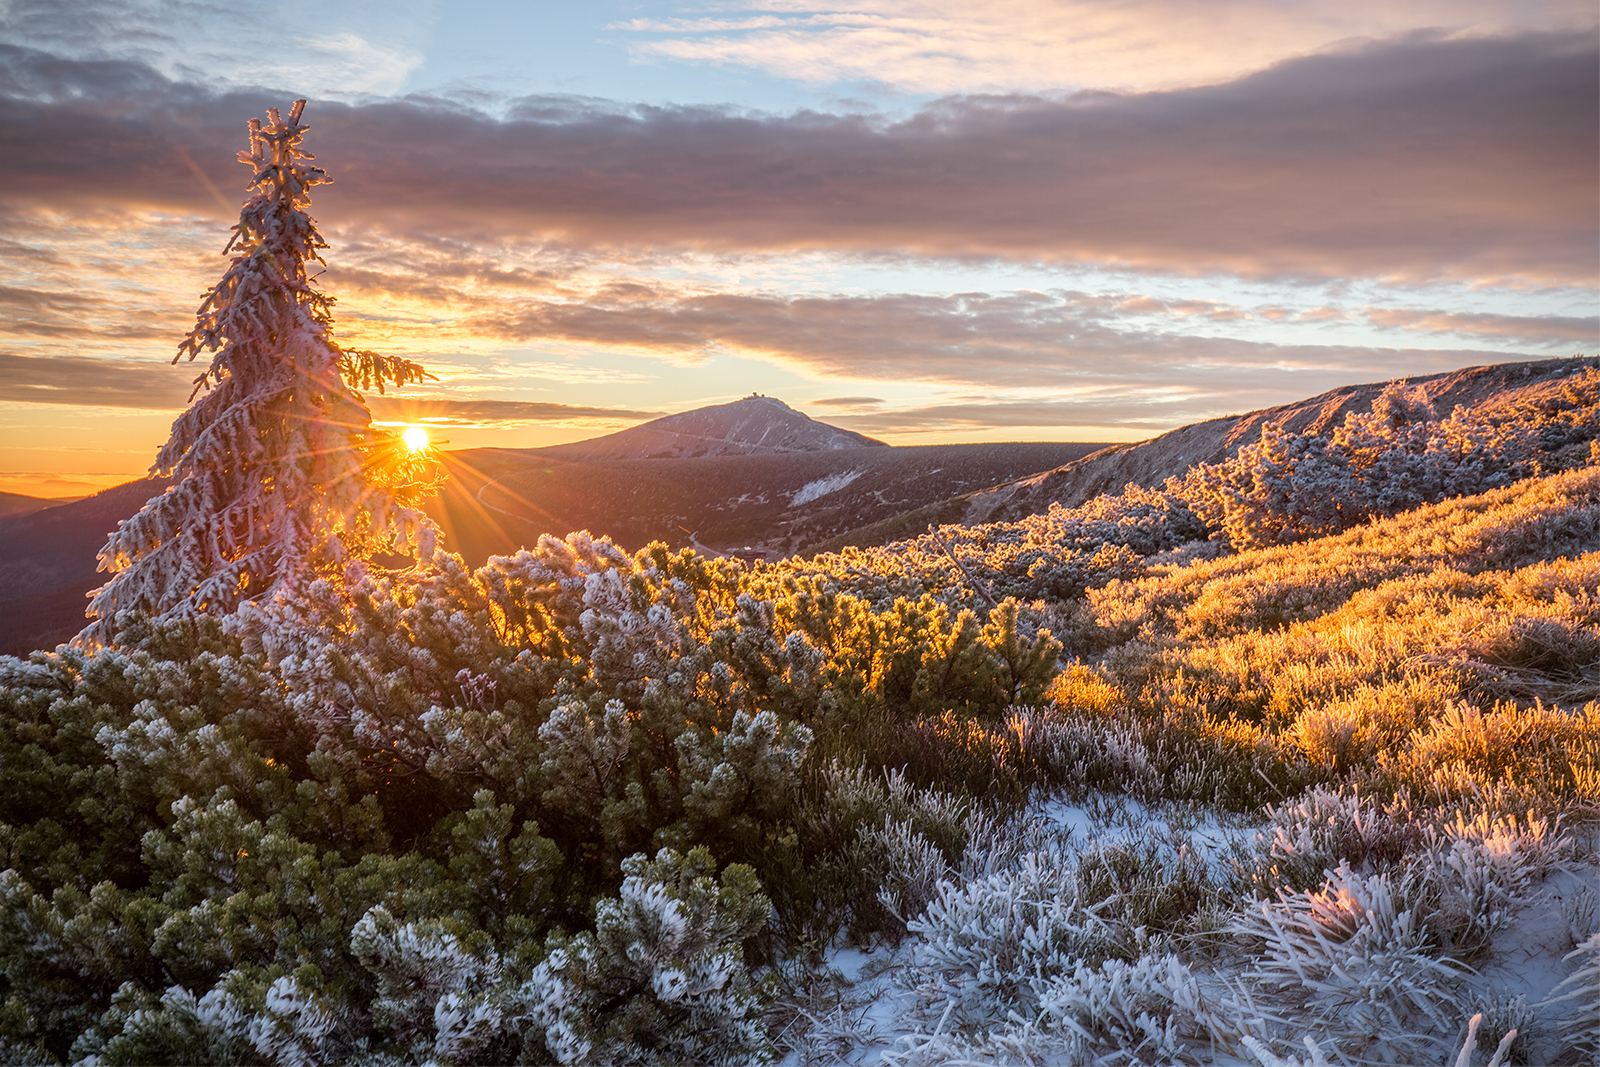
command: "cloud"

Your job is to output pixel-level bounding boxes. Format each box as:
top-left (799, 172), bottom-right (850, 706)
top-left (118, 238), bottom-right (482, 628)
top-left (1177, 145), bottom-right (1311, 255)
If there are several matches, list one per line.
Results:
top-left (810, 396), bottom-right (884, 407)
top-left (0, 349), bottom-right (663, 428)
top-left (826, 395), bottom-right (1228, 432)
top-left (0, 31), bottom-right (1593, 284)
top-left (616, 0), bottom-right (1595, 94)
top-left (0, 284), bottom-right (179, 341)
top-left (1366, 307), bottom-right (1598, 345)
top-left (437, 284), bottom-right (1543, 424)
top-left (367, 397), bottom-right (664, 427)
top-left (0, 0), bottom-right (426, 96)
top-left (0, 352), bottom-right (193, 408)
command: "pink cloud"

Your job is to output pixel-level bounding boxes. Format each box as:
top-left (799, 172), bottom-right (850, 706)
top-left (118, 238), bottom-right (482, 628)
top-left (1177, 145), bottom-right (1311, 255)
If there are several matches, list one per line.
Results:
top-left (1367, 307), bottom-right (1598, 344)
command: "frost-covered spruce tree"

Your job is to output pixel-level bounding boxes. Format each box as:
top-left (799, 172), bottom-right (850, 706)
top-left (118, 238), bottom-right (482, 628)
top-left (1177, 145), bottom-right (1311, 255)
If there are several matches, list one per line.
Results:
top-left (83, 101), bottom-right (437, 645)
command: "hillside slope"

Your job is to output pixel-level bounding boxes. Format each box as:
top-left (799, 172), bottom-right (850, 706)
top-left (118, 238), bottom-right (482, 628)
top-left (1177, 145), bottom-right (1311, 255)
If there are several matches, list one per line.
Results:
top-left (946, 357), bottom-right (1596, 529)
top-left (0, 491), bottom-right (72, 520)
top-left (427, 441), bottom-right (1106, 565)
top-left (0, 478), bottom-right (167, 654)
top-left (3, 386), bottom-right (1597, 1066)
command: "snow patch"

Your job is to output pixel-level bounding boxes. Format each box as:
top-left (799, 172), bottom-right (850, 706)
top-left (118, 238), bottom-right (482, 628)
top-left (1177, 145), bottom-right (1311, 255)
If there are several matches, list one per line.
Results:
top-left (789, 470), bottom-right (863, 507)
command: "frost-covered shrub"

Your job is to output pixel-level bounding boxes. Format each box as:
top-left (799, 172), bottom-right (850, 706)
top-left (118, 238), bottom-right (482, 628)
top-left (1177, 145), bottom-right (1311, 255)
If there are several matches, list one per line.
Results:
top-left (350, 906), bottom-right (504, 1064)
top-left (1395, 700), bottom-right (1600, 812)
top-left (1177, 370), bottom-right (1600, 550)
top-left (1247, 788), bottom-right (1427, 893)
top-left (1563, 884), bottom-right (1599, 946)
top-left (777, 763), bottom-right (997, 945)
top-left (1092, 466), bottom-right (1600, 647)
top-left (1243, 1012), bottom-right (1523, 1067)
top-left (1425, 812), bottom-right (1560, 960)
top-left (1471, 992), bottom-right (1535, 1067)
top-left (517, 847), bottom-right (774, 1065)
top-left (920, 485), bottom-right (1208, 603)
top-left (1148, 692), bottom-right (1307, 810)
top-left (33, 850), bottom-right (770, 1065)
top-left (988, 703), bottom-right (1162, 802)
top-left (66, 980), bottom-right (257, 1067)
top-left (1073, 837), bottom-right (1214, 940)
top-left (1286, 679), bottom-right (1447, 776)
top-left (865, 818), bottom-right (956, 931)
top-left (245, 974), bottom-right (345, 1066)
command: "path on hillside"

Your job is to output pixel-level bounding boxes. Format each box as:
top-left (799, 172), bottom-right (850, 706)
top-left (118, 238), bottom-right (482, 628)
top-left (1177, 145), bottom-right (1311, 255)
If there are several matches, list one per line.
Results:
top-left (476, 481), bottom-right (525, 522)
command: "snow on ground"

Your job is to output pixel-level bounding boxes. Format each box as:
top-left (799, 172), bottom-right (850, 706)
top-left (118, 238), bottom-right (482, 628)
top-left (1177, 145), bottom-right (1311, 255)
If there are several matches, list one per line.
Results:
top-left (1034, 790), bottom-right (1242, 863)
top-left (790, 470), bottom-right (864, 506)
top-left (776, 792), bottom-right (1600, 1066)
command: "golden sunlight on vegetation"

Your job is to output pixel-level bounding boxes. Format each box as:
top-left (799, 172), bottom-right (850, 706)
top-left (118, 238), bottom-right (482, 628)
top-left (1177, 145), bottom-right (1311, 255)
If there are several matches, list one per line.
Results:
top-left (4, 360), bottom-right (1597, 1064)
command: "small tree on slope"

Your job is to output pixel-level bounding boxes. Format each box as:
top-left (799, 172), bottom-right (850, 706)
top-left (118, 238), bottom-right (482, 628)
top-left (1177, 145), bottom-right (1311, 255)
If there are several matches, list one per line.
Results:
top-left (82, 100), bottom-right (439, 645)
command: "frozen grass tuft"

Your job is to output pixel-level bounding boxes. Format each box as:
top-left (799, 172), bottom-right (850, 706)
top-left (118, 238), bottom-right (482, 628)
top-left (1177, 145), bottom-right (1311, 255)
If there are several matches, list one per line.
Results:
top-left (900, 851), bottom-right (1109, 1030)
top-left (1036, 953), bottom-right (1229, 1065)
top-left (1233, 862), bottom-right (1469, 1064)
top-left (1544, 932), bottom-right (1600, 1064)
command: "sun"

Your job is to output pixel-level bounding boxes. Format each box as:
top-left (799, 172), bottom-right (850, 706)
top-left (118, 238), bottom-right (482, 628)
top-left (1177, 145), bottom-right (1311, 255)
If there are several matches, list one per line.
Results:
top-left (401, 425), bottom-right (430, 453)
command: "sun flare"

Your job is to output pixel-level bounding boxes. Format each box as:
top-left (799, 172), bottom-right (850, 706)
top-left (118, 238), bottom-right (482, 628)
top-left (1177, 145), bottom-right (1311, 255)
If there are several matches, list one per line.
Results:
top-left (401, 425), bottom-right (430, 453)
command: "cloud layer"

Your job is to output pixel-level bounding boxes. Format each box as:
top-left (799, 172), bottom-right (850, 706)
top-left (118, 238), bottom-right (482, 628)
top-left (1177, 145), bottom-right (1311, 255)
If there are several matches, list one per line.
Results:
top-left (0, 21), bottom-right (1593, 470)
top-left (0, 353), bottom-right (193, 409)
top-left (367, 397), bottom-right (665, 427)
top-left (1, 30), bottom-right (1594, 284)
top-left (619, 0), bottom-right (1594, 94)
top-left (0, 0), bottom-right (427, 96)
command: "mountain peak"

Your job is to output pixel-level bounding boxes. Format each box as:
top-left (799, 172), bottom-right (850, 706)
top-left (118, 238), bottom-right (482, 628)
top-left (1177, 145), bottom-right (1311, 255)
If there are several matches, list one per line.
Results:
top-left (539, 395), bottom-right (886, 462)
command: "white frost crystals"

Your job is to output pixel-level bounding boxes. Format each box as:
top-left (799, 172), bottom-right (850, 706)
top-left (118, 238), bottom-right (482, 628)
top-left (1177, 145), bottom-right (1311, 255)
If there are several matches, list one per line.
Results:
top-left (820, 791), bottom-right (1600, 1067)
top-left (81, 100), bottom-right (438, 646)
top-left (519, 847), bottom-right (774, 1065)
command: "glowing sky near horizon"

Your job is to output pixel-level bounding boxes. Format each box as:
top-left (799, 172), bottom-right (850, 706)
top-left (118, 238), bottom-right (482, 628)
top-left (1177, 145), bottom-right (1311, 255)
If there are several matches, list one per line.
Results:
top-left (0, 0), bottom-right (1595, 497)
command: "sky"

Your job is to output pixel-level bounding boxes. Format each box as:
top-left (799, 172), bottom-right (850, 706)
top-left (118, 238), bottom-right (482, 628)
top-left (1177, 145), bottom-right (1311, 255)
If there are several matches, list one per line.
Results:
top-left (0, 0), bottom-right (1596, 497)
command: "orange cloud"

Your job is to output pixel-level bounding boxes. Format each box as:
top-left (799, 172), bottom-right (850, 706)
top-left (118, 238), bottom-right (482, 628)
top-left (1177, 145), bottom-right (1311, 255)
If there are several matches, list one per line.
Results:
top-left (367, 397), bottom-right (664, 427)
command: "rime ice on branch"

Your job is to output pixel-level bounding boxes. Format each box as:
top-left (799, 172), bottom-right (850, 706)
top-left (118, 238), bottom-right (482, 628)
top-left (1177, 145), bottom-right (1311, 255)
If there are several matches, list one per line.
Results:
top-left (82, 101), bottom-right (440, 645)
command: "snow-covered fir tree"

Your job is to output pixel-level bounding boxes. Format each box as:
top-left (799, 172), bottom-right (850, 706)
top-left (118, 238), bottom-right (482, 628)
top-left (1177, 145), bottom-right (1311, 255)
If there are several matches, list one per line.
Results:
top-left (83, 101), bottom-right (439, 645)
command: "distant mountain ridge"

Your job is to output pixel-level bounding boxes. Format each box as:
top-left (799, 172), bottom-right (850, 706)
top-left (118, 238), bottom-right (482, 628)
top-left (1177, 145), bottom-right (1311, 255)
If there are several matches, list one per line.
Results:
top-left (0, 491), bottom-right (72, 520)
top-left (538, 395), bottom-right (885, 462)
